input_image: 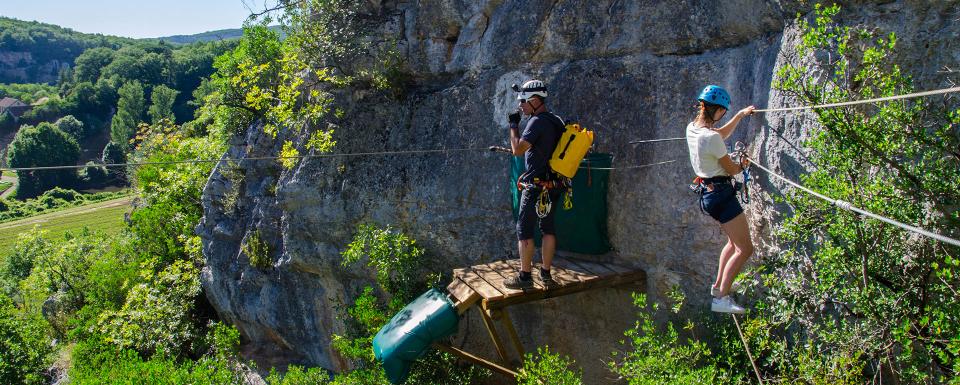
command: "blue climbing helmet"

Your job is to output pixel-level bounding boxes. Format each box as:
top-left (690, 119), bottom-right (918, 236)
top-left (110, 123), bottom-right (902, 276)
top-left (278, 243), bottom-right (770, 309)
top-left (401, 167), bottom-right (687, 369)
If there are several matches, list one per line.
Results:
top-left (697, 85), bottom-right (730, 110)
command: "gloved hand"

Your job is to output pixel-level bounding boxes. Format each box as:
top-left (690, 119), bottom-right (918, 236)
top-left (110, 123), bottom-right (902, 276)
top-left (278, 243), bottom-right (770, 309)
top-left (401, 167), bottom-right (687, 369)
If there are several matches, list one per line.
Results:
top-left (508, 111), bottom-right (521, 126)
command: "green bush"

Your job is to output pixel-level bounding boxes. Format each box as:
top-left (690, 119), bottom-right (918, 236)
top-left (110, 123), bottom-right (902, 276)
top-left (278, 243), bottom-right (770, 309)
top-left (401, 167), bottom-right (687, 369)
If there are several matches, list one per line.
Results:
top-left (0, 230), bottom-right (52, 301)
top-left (608, 294), bottom-right (740, 385)
top-left (128, 122), bottom-right (225, 265)
top-left (0, 294), bottom-right (52, 385)
top-left (54, 115), bottom-right (86, 140)
top-left (69, 335), bottom-right (241, 385)
top-left (42, 187), bottom-right (83, 202)
top-left (331, 224), bottom-right (487, 385)
top-left (754, 3), bottom-right (960, 383)
top-left (517, 346), bottom-right (583, 385)
top-left (204, 321), bottom-right (241, 360)
top-left (97, 260), bottom-right (201, 357)
top-left (243, 229), bottom-right (272, 269)
top-left (266, 365), bottom-right (330, 385)
top-left (79, 161), bottom-right (109, 188)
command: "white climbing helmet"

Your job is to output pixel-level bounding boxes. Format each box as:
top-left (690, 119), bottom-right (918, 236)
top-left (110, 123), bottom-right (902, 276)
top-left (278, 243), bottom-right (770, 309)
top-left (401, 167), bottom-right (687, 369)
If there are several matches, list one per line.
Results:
top-left (514, 79), bottom-right (548, 100)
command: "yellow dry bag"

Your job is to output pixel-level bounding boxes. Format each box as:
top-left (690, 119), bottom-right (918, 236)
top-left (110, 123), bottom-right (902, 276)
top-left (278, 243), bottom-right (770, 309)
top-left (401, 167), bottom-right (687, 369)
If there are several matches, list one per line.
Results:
top-left (549, 123), bottom-right (594, 178)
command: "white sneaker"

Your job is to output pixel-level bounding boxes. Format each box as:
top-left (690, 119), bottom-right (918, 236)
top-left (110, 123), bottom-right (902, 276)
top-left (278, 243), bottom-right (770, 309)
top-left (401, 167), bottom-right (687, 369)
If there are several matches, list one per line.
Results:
top-left (710, 282), bottom-right (741, 297)
top-left (711, 296), bottom-right (746, 314)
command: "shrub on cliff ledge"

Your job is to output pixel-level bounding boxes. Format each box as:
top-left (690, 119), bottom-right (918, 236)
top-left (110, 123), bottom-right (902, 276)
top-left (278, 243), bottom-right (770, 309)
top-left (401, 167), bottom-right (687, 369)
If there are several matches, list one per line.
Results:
top-left (332, 224), bottom-right (488, 385)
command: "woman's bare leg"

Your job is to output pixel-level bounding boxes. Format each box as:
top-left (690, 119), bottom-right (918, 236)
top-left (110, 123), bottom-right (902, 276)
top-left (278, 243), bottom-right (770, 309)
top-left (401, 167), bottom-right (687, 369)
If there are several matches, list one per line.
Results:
top-left (718, 213), bottom-right (753, 297)
top-left (714, 238), bottom-right (736, 293)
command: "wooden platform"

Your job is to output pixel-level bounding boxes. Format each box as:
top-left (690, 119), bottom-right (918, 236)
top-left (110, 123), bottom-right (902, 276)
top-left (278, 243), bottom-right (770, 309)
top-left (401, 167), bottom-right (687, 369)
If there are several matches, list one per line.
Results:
top-left (446, 257), bottom-right (646, 312)
top-left (439, 257), bottom-right (646, 375)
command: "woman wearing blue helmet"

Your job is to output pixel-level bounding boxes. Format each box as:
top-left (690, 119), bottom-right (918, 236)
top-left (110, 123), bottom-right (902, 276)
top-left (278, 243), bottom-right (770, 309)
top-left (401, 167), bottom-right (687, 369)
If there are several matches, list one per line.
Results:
top-left (686, 85), bottom-right (756, 314)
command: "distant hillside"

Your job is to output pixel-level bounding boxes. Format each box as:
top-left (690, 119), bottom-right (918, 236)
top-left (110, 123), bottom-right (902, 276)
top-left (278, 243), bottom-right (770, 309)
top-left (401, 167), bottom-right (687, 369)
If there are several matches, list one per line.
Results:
top-left (0, 17), bottom-right (133, 83)
top-left (152, 25), bottom-right (283, 45)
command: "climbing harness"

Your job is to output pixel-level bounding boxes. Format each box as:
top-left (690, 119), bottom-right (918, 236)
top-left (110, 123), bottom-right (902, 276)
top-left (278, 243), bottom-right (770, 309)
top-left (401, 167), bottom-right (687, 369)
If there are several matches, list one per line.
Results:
top-left (517, 171), bottom-right (573, 219)
top-left (733, 141), bottom-right (751, 204)
top-left (690, 175), bottom-right (734, 215)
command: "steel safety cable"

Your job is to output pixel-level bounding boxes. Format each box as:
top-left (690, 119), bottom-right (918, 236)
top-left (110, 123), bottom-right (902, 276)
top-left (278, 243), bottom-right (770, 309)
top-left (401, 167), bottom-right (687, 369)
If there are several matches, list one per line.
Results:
top-left (753, 86), bottom-right (960, 113)
top-left (732, 314), bottom-right (766, 385)
top-left (629, 137), bottom-right (686, 144)
top-left (628, 86), bottom-right (960, 144)
top-left (747, 156), bottom-right (960, 248)
top-left (578, 159), bottom-right (676, 171)
top-left (0, 147), bottom-right (489, 172)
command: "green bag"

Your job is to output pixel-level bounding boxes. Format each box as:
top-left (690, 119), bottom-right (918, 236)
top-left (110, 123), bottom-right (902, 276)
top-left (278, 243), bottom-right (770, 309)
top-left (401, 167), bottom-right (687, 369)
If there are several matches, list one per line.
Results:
top-left (373, 289), bottom-right (459, 384)
top-left (511, 152), bottom-right (612, 254)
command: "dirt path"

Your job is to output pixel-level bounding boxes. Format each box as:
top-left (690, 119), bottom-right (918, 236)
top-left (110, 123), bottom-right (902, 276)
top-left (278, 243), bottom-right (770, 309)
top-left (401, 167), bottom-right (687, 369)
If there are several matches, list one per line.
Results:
top-left (0, 196), bottom-right (134, 230)
top-left (0, 175), bottom-right (16, 199)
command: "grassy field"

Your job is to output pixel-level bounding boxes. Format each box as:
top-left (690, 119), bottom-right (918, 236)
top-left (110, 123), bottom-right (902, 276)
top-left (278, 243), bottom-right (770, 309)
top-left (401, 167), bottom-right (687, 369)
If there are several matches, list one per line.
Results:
top-left (0, 181), bottom-right (11, 194)
top-left (0, 196), bottom-right (133, 255)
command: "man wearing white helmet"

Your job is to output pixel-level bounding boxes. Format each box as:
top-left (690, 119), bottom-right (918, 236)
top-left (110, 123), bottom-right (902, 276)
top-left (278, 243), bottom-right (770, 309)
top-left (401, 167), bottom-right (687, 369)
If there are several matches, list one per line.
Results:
top-left (505, 79), bottom-right (565, 289)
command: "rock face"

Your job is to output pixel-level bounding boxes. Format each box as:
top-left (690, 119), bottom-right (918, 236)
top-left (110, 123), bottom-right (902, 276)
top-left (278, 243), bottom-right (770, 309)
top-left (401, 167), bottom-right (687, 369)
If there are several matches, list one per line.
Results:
top-left (197, 1), bottom-right (959, 382)
top-left (0, 51), bottom-right (68, 84)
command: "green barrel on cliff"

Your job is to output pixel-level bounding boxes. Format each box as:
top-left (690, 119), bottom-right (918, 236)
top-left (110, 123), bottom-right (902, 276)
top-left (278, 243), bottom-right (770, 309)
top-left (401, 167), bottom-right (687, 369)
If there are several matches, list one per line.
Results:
top-left (372, 288), bottom-right (459, 384)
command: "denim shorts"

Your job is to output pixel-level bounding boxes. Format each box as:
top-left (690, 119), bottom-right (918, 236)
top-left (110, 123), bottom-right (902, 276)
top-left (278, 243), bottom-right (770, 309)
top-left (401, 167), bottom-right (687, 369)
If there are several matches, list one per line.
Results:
top-left (700, 182), bottom-right (743, 224)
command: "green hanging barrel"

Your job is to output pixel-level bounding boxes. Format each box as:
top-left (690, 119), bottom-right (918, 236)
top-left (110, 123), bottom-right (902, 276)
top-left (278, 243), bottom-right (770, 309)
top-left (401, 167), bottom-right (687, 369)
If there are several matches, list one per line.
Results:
top-left (511, 152), bottom-right (613, 254)
top-left (372, 289), bottom-right (459, 384)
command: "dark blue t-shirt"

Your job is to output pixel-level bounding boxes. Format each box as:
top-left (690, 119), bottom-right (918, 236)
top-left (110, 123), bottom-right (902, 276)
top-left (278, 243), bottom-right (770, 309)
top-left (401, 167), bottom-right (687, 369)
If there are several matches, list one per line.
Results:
top-left (520, 112), bottom-right (563, 182)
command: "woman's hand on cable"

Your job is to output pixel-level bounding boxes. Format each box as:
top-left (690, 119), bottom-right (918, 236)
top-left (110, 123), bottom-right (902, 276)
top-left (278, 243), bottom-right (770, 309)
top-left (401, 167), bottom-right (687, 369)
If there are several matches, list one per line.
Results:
top-left (737, 105), bottom-right (756, 117)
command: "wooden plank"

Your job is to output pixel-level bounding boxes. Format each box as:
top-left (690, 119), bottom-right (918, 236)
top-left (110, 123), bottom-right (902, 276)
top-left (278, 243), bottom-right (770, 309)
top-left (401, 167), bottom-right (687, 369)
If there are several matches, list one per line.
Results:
top-left (566, 258), bottom-right (619, 277)
top-left (485, 268), bottom-right (648, 310)
top-left (599, 260), bottom-right (633, 275)
top-left (479, 306), bottom-right (510, 364)
top-left (457, 269), bottom-right (505, 301)
top-left (472, 263), bottom-right (526, 297)
top-left (552, 258), bottom-right (601, 283)
top-left (434, 343), bottom-right (518, 378)
top-left (497, 309), bottom-right (526, 360)
top-left (493, 260), bottom-right (546, 292)
top-left (446, 279), bottom-right (481, 314)
top-left (447, 277), bottom-right (475, 302)
top-left (527, 260), bottom-right (585, 287)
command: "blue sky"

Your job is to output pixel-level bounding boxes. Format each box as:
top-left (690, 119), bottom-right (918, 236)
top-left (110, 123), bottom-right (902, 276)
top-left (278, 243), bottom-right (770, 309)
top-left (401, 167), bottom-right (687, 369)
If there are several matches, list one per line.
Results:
top-left (2, 0), bottom-right (274, 38)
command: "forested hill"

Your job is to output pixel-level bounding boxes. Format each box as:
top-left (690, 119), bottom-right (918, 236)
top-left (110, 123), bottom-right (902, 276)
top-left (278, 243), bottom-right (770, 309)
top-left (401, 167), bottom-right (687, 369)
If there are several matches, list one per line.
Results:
top-left (0, 17), bottom-right (262, 83)
top-left (150, 25), bottom-right (283, 45)
top-left (0, 17), bottom-right (133, 83)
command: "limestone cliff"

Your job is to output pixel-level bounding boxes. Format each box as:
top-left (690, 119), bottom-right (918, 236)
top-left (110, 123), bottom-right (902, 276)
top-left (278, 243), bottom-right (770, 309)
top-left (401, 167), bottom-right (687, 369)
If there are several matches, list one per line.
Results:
top-left (0, 51), bottom-right (68, 84)
top-left (196, 1), bottom-right (960, 382)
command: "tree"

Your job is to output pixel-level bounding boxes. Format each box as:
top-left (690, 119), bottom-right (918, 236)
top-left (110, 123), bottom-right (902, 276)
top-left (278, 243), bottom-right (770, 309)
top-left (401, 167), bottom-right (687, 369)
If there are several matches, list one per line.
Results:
top-left (101, 141), bottom-right (127, 183)
top-left (148, 85), bottom-right (179, 124)
top-left (6, 122), bottom-right (81, 198)
top-left (752, 4), bottom-right (960, 383)
top-left (72, 47), bottom-right (115, 83)
top-left (110, 81), bottom-right (144, 151)
top-left (0, 111), bottom-right (15, 131)
top-left (54, 115), bottom-right (85, 141)
top-left (0, 295), bottom-right (51, 385)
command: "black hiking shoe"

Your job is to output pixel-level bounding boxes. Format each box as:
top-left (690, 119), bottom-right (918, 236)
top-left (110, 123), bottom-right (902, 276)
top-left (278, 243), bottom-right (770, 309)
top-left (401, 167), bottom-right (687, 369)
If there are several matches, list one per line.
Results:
top-left (539, 267), bottom-right (556, 287)
top-left (504, 273), bottom-right (534, 290)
